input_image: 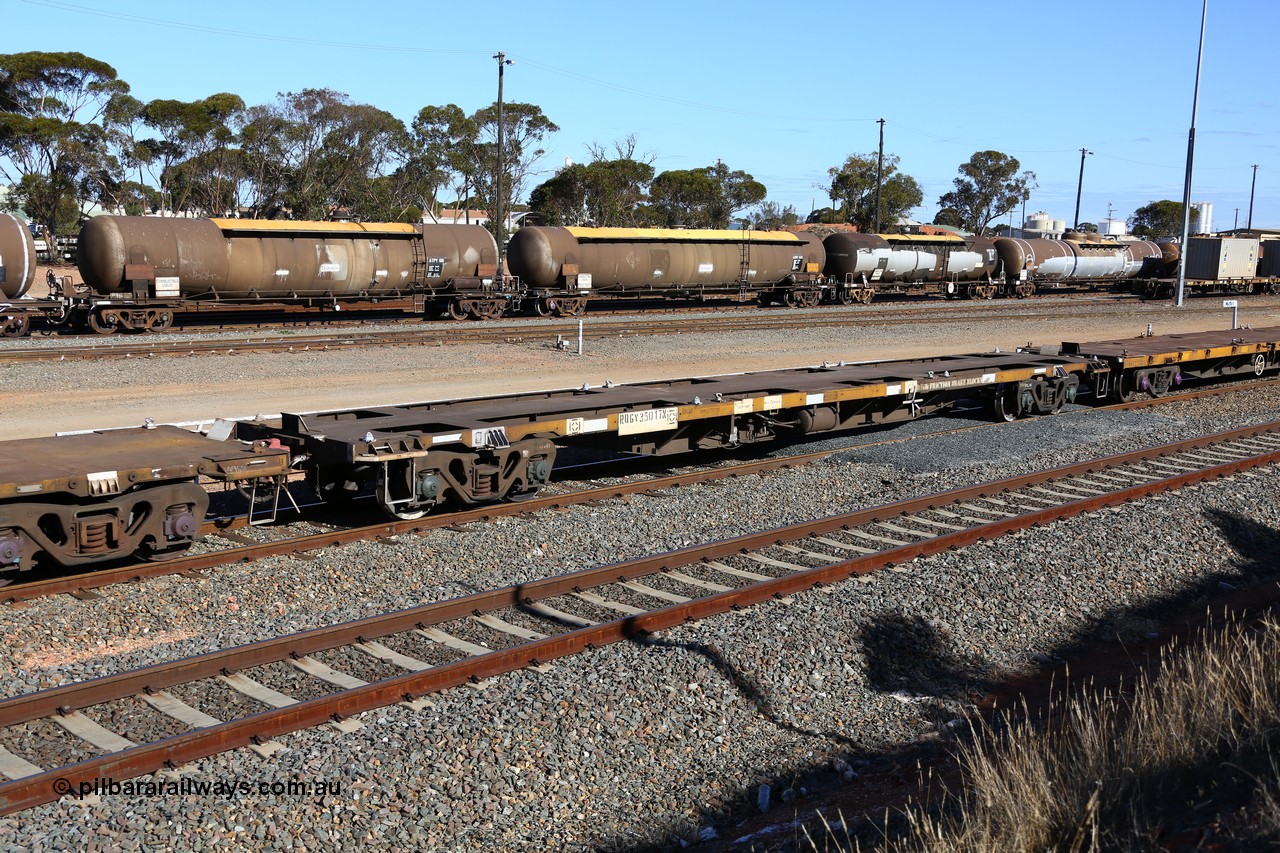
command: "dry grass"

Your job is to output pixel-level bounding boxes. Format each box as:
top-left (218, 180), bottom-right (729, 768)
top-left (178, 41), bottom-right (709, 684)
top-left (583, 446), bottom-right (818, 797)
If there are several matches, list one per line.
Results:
top-left (801, 612), bottom-right (1280, 852)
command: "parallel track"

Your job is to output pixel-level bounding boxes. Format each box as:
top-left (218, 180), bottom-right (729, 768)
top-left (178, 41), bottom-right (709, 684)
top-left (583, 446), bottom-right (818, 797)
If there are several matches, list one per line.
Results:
top-left (0, 295), bottom-right (1216, 363)
top-left (1, 421), bottom-right (1277, 815)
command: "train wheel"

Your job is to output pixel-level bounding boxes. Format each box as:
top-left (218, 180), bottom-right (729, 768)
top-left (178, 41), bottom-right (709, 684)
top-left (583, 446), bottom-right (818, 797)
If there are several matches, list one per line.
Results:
top-left (857, 289), bottom-right (874, 305)
top-left (1114, 372), bottom-right (1140, 403)
top-left (570, 301), bottom-right (587, 317)
top-left (487, 302), bottom-right (507, 320)
top-left (838, 289), bottom-right (854, 305)
top-left (991, 388), bottom-right (1020, 422)
top-left (87, 311), bottom-right (118, 335)
top-left (150, 311), bottom-right (175, 331)
top-left (534, 298), bottom-right (556, 316)
top-left (446, 299), bottom-right (469, 321)
top-left (0, 314), bottom-right (31, 338)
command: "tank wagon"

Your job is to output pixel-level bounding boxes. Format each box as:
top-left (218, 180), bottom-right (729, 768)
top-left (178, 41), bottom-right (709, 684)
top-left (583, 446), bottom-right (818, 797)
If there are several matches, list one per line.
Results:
top-left (506, 226), bottom-right (827, 308)
top-left (72, 216), bottom-right (522, 331)
top-left (993, 232), bottom-right (1167, 293)
top-left (0, 214), bottom-right (41, 337)
top-left (821, 232), bottom-right (1004, 302)
top-left (6, 324), bottom-right (1280, 576)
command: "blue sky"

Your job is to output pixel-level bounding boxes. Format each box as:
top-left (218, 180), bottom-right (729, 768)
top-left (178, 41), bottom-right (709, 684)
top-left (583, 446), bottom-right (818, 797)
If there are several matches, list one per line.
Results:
top-left (6, 0), bottom-right (1276, 230)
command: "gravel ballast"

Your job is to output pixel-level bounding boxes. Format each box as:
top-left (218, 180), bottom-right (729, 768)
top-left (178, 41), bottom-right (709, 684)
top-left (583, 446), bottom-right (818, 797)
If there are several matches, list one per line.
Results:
top-left (2, 375), bottom-right (1280, 850)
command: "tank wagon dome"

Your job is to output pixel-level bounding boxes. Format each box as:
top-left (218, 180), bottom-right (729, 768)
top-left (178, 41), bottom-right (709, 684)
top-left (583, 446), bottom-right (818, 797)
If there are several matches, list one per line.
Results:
top-left (0, 214), bottom-right (38, 298)
top-left (77, 216), bottom-right (498, 298)
top-left (506, 226), bottom-right (824, 291)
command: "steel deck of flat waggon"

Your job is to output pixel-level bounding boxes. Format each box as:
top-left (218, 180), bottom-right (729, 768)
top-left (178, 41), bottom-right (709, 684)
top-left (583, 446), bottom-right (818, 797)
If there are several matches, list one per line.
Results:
top-left (1063, 325), bottom-right (1280, 363)
top-left (0, 426), bottom-right (287, 500)
top-left (280, 349), bottom-right (1085, 451)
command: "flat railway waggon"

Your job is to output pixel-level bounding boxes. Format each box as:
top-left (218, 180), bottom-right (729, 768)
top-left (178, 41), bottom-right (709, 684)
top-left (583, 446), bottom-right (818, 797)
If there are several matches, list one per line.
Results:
top-left (3, 325), bottom-right (1279, 578)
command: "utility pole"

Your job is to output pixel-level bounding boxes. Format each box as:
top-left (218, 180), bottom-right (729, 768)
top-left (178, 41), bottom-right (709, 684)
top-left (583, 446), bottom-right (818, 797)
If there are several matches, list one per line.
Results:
top-left (1073, 148), bottom-right (1092, 229)
top-left (874, 118), bottom-right (885, 233)
top-left (1247, 164), bottom-right (1258, 230)
top-left (493, 52), bottom-right (514, 275)
top-left (1177, 0), bottom-right (1208, 307)
top-left (1234, 208), bottom-right (1239, 231)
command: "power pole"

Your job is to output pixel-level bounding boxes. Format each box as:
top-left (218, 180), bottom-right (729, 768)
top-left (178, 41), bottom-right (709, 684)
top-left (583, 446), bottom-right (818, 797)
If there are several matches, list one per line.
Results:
top-left (874, 118), bottom-right (885, 233)
top-left (1073, 148), bottom-right (1092, 229)
top-left (493, 51), bottom-right (513, 275)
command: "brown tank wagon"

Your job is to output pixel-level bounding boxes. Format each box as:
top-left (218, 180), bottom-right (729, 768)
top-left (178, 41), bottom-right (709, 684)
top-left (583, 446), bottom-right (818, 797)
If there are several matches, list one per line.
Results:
top-left (506, 226), bottom-right (827, 309)
top-left (74, 217), bottom-right (513, 330)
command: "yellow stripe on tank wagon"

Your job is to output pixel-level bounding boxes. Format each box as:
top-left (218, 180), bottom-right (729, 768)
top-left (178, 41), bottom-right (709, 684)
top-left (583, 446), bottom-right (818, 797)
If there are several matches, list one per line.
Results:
top-left (565, 227), bottom-right (806, 244)
top-left (1114, 342), bottom-right (1275, 368)
top-left (497, 362), bottom-right (1089, 442)
top-left (208, 219), bottom-right (419, 236)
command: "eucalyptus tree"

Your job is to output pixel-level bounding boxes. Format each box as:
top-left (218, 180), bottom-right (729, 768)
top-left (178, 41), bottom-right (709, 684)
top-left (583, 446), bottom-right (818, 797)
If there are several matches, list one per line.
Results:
top-left (0, 51), bottom-right (129, 237)
top-left (936, 150), bottom-right (1036, 236)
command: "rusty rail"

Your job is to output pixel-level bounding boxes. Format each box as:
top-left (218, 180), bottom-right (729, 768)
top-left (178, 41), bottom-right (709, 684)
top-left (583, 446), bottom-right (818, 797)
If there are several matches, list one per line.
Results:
top-left (0, 297), bottom-right (1146, 362)
top-left (1, 421), bottom-right (1277, 815)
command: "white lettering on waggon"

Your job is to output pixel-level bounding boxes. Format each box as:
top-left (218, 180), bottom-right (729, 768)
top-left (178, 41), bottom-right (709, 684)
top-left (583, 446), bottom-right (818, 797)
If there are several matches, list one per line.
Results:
top-left (617, 407), bottom-right (679, 436)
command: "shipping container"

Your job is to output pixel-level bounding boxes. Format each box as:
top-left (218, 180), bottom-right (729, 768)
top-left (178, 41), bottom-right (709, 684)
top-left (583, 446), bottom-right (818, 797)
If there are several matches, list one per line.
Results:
top-left (1184, 236), bottom-right (1259, 280)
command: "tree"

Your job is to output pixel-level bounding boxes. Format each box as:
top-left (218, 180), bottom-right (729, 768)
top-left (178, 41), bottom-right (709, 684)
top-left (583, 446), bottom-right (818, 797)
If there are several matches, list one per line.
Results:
top-left (1128, 200), bottom-right (1198, 239)
top-left (139, 93), bottom-right (245, 214)
top-left (936, 150), bottom-right (1036, 236)
top-left (407, 104), bottom-right (476, 221)
top-left (648, 168), bottom-right (722, 228)
top-left (827, 153), bottom-right (922, 232)
top-left (648, 162), bottom-right (765, 229)
top-left (528, 138), bottom-right (656, 227)
top-left (0, 51), bottom-right (129, 239)
top-left (470, 101), bottom-right (558, 241)
top-left (746, 200), bottom-right (799, 230)
top-left (1076, 221), bottom-right (1098, 234)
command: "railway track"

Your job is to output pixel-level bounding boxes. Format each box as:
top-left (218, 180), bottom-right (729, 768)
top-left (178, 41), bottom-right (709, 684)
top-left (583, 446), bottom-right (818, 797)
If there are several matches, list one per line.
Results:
top-left (0, 295), bottom-right (1177, 363)
top-left (5, 374), bottom-right (1277, 606)
top-left (1, 420), bottom-right (1277, 816)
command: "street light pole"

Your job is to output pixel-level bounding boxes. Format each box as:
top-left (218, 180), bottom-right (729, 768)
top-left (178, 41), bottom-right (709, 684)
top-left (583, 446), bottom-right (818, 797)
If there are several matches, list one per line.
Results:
top-left (1073, 148), bottom-right (1092, 229)
top-left (1247, 164), bottom-right (1258, 230)
top-left (1177, 0), bottom-right (1208, 307)
top-left (493, 52), bottom-right (513, 276)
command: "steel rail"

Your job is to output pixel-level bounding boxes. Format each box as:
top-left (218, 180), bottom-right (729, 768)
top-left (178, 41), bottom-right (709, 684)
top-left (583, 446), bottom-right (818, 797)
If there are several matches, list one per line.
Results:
top-left (1, 421), bottom-right (1277, 815)
top-left (0, 451), bottom-right (819, 605)
top-left (0, 298), bottom-right (1203, 362)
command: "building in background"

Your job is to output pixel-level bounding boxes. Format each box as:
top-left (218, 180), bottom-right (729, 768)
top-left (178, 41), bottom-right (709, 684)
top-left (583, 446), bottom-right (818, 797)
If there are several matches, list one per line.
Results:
top-left (1192, 201), bottom-right (1213, 234)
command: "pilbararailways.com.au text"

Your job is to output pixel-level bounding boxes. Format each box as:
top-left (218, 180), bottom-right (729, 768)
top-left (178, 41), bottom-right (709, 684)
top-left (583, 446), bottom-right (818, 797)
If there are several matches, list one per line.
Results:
top-left (53, 776), bottom-right (343, 802)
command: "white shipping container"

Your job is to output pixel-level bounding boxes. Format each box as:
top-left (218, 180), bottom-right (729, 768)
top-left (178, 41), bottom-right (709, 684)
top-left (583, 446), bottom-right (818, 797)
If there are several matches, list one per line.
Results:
top-left (1184, 237), bottom-right (1258, 280)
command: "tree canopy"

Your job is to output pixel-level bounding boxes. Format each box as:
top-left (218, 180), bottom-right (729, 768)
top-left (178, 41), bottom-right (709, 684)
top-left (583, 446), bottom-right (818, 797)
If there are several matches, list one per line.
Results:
top-left (827, 152), bottom-right (922, 233)
top-left (0, 51), bottom-right (128, 237)
top-left (1128, 200), bottom-right (1198, 239)
top-left (936, 150), bottom-right (1036, 236)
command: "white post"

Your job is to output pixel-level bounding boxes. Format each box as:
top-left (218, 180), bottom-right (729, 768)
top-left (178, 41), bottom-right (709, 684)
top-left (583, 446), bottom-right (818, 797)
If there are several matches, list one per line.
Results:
top-left (1223, 299), bottom-right (1238, 330)
top-left (577, 320), bottom-right (584, 355)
